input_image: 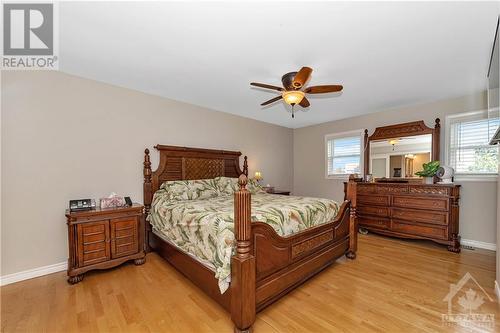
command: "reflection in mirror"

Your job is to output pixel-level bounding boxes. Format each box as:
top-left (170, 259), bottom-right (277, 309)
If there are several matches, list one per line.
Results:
top-left (369, 134), bottom-right (432, 180)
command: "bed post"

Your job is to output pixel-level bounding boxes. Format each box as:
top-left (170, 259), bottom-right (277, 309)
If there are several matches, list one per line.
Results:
top-left (243, 156), bottom-right (248, 177)
top-left (143, 149), bottom-right (152, 253)
top-left (432, 118), bottom-right (441, 162)
top-left (363, 129), bottom-right (369, 179)
top-left (346, 180), bottom-right (358, 259)
top-left (231, 174), bottom-right (255, 333)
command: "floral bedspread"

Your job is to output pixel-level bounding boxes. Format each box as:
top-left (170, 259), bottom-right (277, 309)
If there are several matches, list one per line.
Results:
top-left (148, 191), bottom-right (339, 293)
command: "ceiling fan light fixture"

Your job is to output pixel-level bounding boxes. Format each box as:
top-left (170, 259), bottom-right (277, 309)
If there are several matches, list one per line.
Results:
top-left (251, 67), bottom-right (343, 113)
top-left (388, 139), bottom-right (399, 146)
top-left (282, 90), bottom-right (305, 105)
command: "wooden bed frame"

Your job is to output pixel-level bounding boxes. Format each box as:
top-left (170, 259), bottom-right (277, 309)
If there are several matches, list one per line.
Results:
top-left (143, 145), bottom-right (358, 332)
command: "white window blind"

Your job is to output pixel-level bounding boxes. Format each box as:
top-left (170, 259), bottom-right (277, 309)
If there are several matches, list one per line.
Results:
top-left (448, 112), bottom-right (499, 175)
top-left (326, 135), bottom-right (361, 176)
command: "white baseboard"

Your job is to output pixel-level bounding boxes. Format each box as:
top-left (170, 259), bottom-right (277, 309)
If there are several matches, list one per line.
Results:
top-left (461, 239), bottom-right (497, 251)
top-left (495, 281), bottom-right (500, 300)
top-left (0, 261), bottom-right (67, 286)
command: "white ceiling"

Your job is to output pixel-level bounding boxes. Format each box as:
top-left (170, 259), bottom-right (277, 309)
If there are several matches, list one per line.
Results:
top-left (59, 1), bottom-right (500, 129)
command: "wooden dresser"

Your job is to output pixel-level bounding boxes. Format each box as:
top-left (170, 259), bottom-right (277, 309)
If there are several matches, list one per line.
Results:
top-left (344, 182), bottom-right (461, 252)
top-left (66, 204), bottom-right (146, 283)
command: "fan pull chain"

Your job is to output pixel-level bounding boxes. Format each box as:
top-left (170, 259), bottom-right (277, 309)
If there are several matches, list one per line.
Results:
top-left (292, 104), bottom-right (295, 118)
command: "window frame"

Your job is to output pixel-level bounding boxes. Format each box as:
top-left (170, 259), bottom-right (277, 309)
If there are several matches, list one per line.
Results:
top-left (324, 129), bottom-right (364, 180)
top-left (445, 110), bottom-right (499, 182)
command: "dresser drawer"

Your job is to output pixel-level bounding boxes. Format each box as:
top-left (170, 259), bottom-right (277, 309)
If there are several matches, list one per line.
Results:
top-left (358, 205), bottom-right (389, 218)
top-left (358, 217), bottom-right (390, 230)
top-left (356, 185), bottom-right (377, 194)
top-left (357, 195), bottom-right (389, 206)
top-left (391, 208), bottom-right (448, 225)
top-left (392, 220), bottom-right (447, 240)
top-left (409, 186), bottom-right (451, 196)
top-left (392, 196), bottom-right (448, 211)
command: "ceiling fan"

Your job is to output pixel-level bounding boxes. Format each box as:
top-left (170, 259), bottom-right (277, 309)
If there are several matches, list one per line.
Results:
top-left (250, 66), bottom-right (343, 118)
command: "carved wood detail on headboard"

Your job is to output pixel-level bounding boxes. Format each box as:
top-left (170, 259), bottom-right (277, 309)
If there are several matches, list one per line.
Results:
top-left (143, 145), bottom-right (248, 215)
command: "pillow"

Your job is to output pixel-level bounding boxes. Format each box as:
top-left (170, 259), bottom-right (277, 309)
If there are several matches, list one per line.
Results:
top-left (247, 178), bottom-right (267, 194)
top-left (215, 176), bottom-right (267, 195)
top-left (215, 177), bottom-right (239, 196)
top-left (160, 178), bottom-right (219, 201)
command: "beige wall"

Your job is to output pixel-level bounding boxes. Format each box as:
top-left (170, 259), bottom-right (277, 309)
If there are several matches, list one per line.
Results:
top-left (389, 156), bottom-right (403, 177)
top-left (413, 153), bottom-right (431, 176)
top-left (294, 92), bottom-right (498, 244)
top-left (1, 71), bottom-right (293, 276)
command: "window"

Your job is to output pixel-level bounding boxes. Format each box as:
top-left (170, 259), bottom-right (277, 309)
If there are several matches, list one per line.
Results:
top-left (325, 130), bottom-right (363, 178)
top-left (447, 111), bottom-right (499, 179)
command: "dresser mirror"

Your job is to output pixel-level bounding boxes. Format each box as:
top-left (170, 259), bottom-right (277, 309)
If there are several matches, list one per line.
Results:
top-left (363, 119), bottom-right (440, 181)
top-left (370, 134), bottom-right (432, 180)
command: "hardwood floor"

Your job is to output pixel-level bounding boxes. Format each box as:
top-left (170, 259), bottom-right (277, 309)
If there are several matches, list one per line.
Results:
top-left (1, 234), bottom-right (498, 333)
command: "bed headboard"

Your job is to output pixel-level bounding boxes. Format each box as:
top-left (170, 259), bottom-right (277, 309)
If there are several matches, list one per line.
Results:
top-left (143, 145), bottom-right (248, 213)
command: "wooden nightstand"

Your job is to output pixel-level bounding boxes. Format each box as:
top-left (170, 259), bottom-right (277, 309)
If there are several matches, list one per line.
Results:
top-left (269, 190), bottom-right (291, 195)
top-left (65, 204), bottom-right (146, 284)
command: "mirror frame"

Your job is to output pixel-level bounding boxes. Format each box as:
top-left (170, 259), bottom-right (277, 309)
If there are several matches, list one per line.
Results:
top-left (363, 118), bottom-right (440, 178)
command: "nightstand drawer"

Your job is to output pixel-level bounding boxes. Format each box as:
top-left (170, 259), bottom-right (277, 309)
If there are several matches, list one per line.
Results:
top-left (266, 190), bottom-right (291, 195)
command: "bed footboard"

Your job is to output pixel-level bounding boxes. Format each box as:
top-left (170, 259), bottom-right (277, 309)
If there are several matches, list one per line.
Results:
top-left (231, 177), bottom-right (358, 332)
top-left (252, 200), bottom-right (352, 311)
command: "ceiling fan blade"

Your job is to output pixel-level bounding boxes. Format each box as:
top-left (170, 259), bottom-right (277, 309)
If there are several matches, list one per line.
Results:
top-left (299, 97), bottom-right (310, 108)
top-left (292, 67), bottom-right (313, 88)
top-left (251, 82), bottom-right (284, 91)
top-left (305, 85), bottom-right (343, 94)
top-left (260, 95), bottom-right (283, 106)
